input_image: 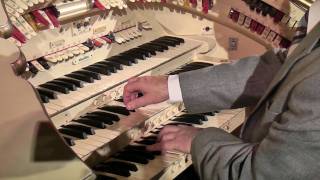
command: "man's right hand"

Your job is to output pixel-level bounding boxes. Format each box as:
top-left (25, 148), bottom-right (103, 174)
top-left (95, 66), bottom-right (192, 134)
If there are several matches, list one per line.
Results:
top-left (123, 76), bottom-right (169, 110)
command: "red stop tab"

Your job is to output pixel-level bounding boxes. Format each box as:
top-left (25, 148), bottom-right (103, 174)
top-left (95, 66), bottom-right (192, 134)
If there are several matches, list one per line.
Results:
top-left (94, 0), bottom-right (106, 10)
top-left (12, 26), bottom-right (26, 44)
top-left (32, 10), bottom-right (50, 27)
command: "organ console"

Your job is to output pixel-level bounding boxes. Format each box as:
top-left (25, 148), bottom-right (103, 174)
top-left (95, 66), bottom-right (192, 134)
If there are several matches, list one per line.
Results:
top-left (0, 0), bottom-right (314, 179)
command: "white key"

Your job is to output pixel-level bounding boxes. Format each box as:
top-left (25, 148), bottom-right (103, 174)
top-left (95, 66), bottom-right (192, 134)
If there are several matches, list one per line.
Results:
top-left (75, 136), bottom-right (105, 147)
top-left (74, 141), bottom-right (97, 151)
top-left (94, 129), bottom-right (120, 139)
top-left (71, 146), bottom-right (91, 156)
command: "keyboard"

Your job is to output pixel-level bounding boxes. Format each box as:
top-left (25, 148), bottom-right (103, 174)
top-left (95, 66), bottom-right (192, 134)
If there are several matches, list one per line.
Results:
top-left (36, 36), bottom-right (202, 116)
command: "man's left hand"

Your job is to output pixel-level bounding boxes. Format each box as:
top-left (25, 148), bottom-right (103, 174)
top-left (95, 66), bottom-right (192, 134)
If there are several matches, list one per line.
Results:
top-left (147, 125), bottom-right (201, 153)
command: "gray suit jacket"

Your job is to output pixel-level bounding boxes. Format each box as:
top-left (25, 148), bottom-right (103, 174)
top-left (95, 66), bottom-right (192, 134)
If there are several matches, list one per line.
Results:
top-left (178, 21), bottom-right (320, 180)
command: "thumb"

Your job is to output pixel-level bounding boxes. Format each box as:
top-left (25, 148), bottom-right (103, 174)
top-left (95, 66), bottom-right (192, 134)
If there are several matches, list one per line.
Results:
top-left (126, 94), bottom-right (154, 110)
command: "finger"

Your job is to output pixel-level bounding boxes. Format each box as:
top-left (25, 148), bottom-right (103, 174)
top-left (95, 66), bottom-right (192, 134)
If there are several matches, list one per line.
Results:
top-left (160, 139), bottom-right (177, 152)
top-left (128, 77), bottom-right (139, 83)
top-left (130, 92), bottom-right (138, 101)
top-left (147, 140), bottom-right (177, 152)
top-left (126, 94), bottom-right (154, 110)
top-left (125, 91), bottom-right (138, 104)
top-left (158, 132), bottom-right (176, 142)
top-left (123, 81), bottom-right (142, 104)
top-left (158, 125), bottom-right (180, 141)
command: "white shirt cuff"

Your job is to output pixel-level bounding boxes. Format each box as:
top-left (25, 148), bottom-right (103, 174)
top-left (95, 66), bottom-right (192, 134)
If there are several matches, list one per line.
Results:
top-left (168, 75), bottom-right (183, 102)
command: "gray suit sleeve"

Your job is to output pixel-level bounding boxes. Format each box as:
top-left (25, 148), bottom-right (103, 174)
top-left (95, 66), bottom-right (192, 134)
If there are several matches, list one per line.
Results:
top-left (190, 73), bottom-right (320, 180)
top-left (179, 50), bottom-right (283, 113)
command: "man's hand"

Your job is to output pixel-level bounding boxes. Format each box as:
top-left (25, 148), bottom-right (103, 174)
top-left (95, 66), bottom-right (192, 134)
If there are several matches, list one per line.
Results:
top-left (147, 125), bottom-right (201, 153)
top-left (123, 76), bottom-right (169, 110)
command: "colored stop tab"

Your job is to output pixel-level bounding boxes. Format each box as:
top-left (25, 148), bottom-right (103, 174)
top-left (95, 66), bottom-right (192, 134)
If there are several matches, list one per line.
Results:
top-left (92, 39), bottom-right (103, 47)
top-left (94, 0), bottom-right (106, 10)
top-left (190, 0), bottom-right (197, 6)
top-left (45, 8), bottom-right (60, 28)
top-left (12, 26), bottom-right (27, 43)
top-left (202, 0), bottom-right (209, 14)
top-left (32, 10), bottom-right (50, 27)
top-left (161, 0), bottom-right (166, 3)
top-left (100, 36), bottom-right (113, 44)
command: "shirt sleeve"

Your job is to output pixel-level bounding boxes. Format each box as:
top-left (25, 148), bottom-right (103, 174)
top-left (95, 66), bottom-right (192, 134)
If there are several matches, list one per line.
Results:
top-left (168, 75), bottom-right (183, 102)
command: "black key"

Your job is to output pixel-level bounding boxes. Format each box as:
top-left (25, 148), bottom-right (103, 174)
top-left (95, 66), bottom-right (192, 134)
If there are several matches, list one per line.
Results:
top-left (63, 137), bottom-right (75, 146)
top-left (139, 44), bottom-right (164, 52)
top-left (178, 114), bottom-right (207, 121)
top-left (167, 122), bottom-right (193, 126)
top-left (100, 161), bottom-right (138, 172)
top-left (124, 145), bottom-right (161, 156)
top-left (51, 80), bottom-right (77, 91)
top-left (28, 62), bottom-right (39, 74)
top-left (133, 47), bottom-right (156, 56)
top-left (95, 174), bottom-right (117, 180)
top-left (108, 57), bottom-right (132, 66)
top-left (63, 124), bottom-right (95, 135)
top-left (94, 164), bottom-right (131, 177)
top-left (113, 153), bottom-right (148, 164)
top-left (73, 118), bottom-right (106, 129)
top-left (59, 128), bottom-right (87, 139)
top-left (40, 83), bottom-right (70, 94)
top-left (135, 139), bottom-right (156, 145)
top-left (148, 42), bottom-right (169, 50)
top-left (100, 61), bottom-right (123, 70)
top-left (37, 58), bottom-right (51, 69)
top-left (37, 88), bottom-right (58, 99)
top-left (122, 149), bottom-right (155, 160)
top-left (152, 39), bottom-right (177, 47)
top-left (150, 130), bottom-right (160, 135)
top-left (115, 55), bottom-right (139, 64)
top-left (40, 95), bottom-right (49, 103)
top-left (141, 136), bottom-right (158, 141)
top-left (90, 64), bottom-right (117, 73)
top-left (179, 117), bottom-right (205, 124)
top-left (99, 105), bottom-right (130, 116)
top-left (73, 70), bottom-right (101, 80)
top-left (190, 62), bottom-right (213, 67)
top-left (82, 114), bottom-right (114, 125)
top-left (126, 49), bottom-right (152, 58)
top-left (115, 97), bottom-right (124, 102)
top-left (201, 112), bottom-right (215, 117)
top-left (56, 78), bottom-right (84, 88)
top-left (121, 51), bottom-right (146, 60)
top-left (125, 145), bottom-right (147, 151)
top-left (65, 73), bottom-right (94, 83)
top-left (83, 66), bottom-right (111, 76)
top-left (160, 36), bottom-right (185, 43)
top-left (89, 111), bottom-right (120, 121)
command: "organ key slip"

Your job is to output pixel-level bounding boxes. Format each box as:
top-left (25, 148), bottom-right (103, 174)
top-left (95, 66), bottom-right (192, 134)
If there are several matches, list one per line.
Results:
top-left (0, 0), bottom-right (314, 179)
